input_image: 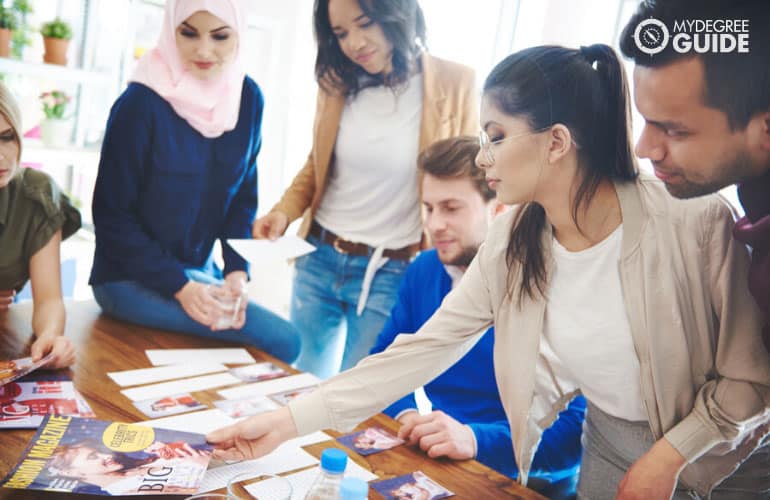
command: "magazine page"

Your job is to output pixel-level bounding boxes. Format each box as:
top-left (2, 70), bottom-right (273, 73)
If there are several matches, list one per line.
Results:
top-left (0, 355), bottom-right (54, 387)
top-left (0, 381), bottom-right (95, 429)
top-left (1, 415), bottom-right (213, 495)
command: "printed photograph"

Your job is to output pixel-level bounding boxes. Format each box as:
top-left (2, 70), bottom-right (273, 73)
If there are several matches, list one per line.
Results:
top-left (266, 385), bottom-right (317, 406)
top-left (372, 471), bottom-right (454, 500)
top-left (228, 362), bottom-right (289, 382)
top-left (133, 393), bottom-right (206, 419)
top-left (214, 395), bottom-right (279, 418)
top-left (337, 426), bottom-right (405, 456)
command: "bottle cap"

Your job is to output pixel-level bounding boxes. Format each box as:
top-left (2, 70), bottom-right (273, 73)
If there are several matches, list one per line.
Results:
top-left (319, 448), bottom-right (347, 474)
top-left (340, 477), bottom-right (369, 499)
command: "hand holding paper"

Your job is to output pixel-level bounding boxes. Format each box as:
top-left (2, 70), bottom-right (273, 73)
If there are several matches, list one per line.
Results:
top-left (207, 406), bottom-right (298, 461)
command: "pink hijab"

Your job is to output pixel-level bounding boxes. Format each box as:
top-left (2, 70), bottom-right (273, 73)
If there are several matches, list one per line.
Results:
top-left (131, 0), bottom-right (246, 138)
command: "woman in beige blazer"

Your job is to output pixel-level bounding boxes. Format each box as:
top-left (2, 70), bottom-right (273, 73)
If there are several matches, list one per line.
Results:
top-left (252, 0), bottom-right (477, 378)
top-left (215, 43), bottom-right (770, 499)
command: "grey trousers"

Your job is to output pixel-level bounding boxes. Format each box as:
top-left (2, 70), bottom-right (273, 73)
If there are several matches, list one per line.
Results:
top-left (576, 401), bottom-right (770, 500)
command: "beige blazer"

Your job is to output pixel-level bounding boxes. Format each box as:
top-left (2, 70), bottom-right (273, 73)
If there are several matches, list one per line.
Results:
top-left (271, 53), bottom-right (478, 238)
top-left (289, 175), bottom-right (770, 496)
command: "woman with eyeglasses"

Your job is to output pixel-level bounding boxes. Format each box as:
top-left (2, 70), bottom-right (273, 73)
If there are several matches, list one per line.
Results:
top-left (0, 82), bottom-right (80, 369)
top-left (89, 0), bottom-right (300, 363)
top-left (251, 0), bottom-right (477, 379)
top-left (210, 44), bottom-right (770, 499)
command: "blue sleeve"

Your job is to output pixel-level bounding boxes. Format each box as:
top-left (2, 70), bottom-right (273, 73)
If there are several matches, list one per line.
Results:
top-left (220, 83), bottom-right (263, 277)
top-left (530, 395), bottom-right (587, 476)
top-left (468, 419), bottom-right (517, 477)
top-left (370, 269), bottom-right (419, 418)
top-left (92, 88), bottom-right (187, 297)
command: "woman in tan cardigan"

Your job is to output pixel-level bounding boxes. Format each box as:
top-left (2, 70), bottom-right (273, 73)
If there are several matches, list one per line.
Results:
top-left (252, 0), bottom-right (477, 378)
top-left (215, 43), bottom-right (770, 499)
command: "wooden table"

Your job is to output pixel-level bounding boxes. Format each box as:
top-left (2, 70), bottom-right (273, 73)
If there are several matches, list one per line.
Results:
top-left (0, 300), bottom-right (545, 499)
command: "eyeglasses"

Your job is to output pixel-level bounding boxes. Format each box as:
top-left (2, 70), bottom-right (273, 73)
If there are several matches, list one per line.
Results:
top-left (478, 127), bottom-right (551, 164)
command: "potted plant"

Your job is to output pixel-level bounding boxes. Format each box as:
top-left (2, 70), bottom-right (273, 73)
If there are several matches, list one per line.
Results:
top-left (0, 6), bottom-right (17, 58)
top-left (40, 17), bottom-right (72, 65)
top-left (11, 0), bottom-right (33, 59)
top-left (39, 90), bottom-right (73, 147)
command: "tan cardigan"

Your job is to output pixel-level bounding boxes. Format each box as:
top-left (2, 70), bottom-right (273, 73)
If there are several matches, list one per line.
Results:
top-left (289, 175), bottom-right (770, 496)
top-left (270, 53), bottom-right (478, 238)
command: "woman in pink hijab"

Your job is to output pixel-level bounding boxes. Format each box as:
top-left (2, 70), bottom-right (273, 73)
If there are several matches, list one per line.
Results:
top-left (89, 0), bottom-right (301, 363)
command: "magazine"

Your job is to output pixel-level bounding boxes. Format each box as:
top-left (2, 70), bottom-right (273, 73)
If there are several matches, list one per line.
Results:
top-left (2, 415), bottom-right (213, 495)
top-left (0, 380), bottom-right (95, 429)
top-left (0, 355), bottom-right (54, 386)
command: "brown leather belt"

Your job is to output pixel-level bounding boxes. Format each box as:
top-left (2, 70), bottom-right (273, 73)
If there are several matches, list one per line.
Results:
top-left (310, 221), bottom-right (418, 261)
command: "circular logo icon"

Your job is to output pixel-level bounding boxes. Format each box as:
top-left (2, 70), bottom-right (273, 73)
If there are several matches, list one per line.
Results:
top-left (634, 18), bottom-right (670, 55)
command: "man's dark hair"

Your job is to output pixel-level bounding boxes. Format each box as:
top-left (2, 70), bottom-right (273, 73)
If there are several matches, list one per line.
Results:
top-left (418, 136), bottom-right (495, 202)
top-left (313, 0), bottom-right (426, 97)
top-left (619, 0), bottom-right (770, 130)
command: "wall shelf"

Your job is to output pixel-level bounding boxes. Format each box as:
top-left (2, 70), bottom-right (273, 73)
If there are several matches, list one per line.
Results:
top-left (0, 57), bottom-right (113, 85)
top-left (21, 139), bottom-right (100, 166)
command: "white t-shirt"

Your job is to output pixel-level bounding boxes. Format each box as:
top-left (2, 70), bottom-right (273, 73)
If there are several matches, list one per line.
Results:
top-left (541, 225), bottom-right (648, 422)
top-left (314, 73), bottom-right (423, 249)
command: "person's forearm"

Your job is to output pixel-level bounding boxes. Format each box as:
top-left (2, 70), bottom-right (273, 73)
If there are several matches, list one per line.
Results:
top-left (32, 298), bottom-right (65, 339)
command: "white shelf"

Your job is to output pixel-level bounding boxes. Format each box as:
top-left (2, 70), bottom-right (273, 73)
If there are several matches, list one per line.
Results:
top-left (0, 57), bottom-right (113, 85)
top-left (21, 139), bottom-right (100, 166)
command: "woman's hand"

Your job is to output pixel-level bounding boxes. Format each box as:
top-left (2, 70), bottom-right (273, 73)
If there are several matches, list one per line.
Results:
top-left (31, 334), bottom-right (75, 368)
top-left (252, 211), bottom-right (289, 240)
top-left (206, 407), bottom-right (298, 460)
top-left (616, 438), bottom-right (685, 499)
top-left (0, 290), bottom-right (15, 311)
top-left (174, 281), bottom-right (220, 328)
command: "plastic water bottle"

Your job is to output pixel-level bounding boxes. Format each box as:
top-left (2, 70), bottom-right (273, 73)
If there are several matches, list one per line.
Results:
top-left (304, 448), bottom-right (348, 500)
top-left (339, 477), bottom-right (369, 500)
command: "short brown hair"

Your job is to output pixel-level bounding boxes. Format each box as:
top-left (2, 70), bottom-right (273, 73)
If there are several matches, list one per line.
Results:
top-left (418, 136), bottom-right (494, 202)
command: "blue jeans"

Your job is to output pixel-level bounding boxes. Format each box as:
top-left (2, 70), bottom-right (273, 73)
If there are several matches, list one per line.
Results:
top-left (291, 234), bottom-right (408, 378)
top-left (92, 269), bottom-right (301, 363)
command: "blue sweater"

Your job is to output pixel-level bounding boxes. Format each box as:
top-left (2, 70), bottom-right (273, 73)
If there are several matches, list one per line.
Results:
top-left (370, 250), bottom-right (586, 481)
top-left (90, 80), bottom-right (263, 297)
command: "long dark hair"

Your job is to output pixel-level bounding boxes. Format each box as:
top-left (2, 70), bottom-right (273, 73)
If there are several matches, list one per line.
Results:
top-left (313, 0), bottom-right (426, 96)
top-left (483, 44), bottom-right (638, 304)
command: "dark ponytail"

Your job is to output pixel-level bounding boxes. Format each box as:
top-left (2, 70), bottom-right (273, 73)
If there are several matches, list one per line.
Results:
top-left (484, 44), bottom-right (637, 305)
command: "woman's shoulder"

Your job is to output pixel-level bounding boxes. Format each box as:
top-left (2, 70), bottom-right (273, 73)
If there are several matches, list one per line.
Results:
top-left (239, 75), bottom-right (265, 111)
top-left (422, 54), bottom-right (475, 82)
top-left (634, 173), bottom-right (737, 224)
top-left (17, 168), bottom-right (81, 236)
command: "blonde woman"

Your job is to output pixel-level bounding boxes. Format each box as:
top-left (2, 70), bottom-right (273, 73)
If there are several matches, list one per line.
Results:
top-left (0, 82), bottom-right (79, 368)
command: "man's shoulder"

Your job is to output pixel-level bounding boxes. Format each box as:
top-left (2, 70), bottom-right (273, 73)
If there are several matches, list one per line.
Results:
top-left (408, 249), bottom-right (444, 276)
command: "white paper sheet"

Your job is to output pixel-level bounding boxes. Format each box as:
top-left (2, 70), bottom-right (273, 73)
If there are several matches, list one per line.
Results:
top-left (199, 447), bottom-right (319, 493)
top-left (108, 363), bottom-right (228, 387)
top-left (145, 348), bottom-right (255, 366)
top-left (248, 459), bottom-right (378, 499)
top-left (198, 431), bottom-right (332, 493)
top-left (227, 236), bottom-right (316, 262)
top-left (218, 373), bottom-right (320, 400)
top-left (122, 372), bottom-right (241, 402)
top-left (145, 408), bottom-right (238, 434)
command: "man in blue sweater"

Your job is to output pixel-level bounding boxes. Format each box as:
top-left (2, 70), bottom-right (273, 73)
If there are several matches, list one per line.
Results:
top-left (370, 136), bottom-right (586, 498)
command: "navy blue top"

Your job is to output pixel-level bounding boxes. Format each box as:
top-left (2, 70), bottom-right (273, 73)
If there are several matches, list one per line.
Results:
top-left (370, 250), bottom-right (586, 481)
top-left (89, 79), bottom-right (262, 297)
